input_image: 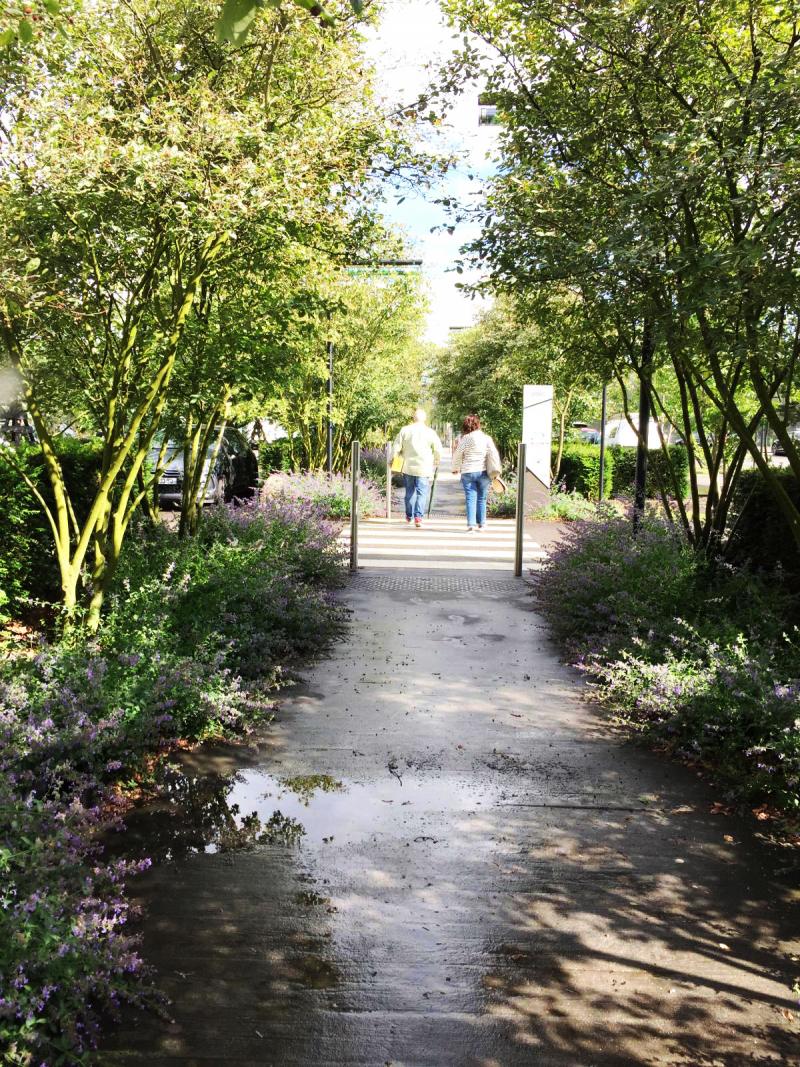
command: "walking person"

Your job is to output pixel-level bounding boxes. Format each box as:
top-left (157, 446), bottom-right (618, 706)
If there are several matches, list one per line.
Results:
top-left (451, 414), bottom-right (502, 532)
top-left (392, 408), bottom-right (442, 528)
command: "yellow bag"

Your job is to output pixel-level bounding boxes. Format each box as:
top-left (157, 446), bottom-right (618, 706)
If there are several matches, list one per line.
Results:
top-left (391, 453), bottom-right (404, 473)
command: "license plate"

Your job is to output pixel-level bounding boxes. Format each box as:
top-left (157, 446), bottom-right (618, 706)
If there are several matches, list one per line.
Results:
top-left (159, 477), bottom-right (178, 486)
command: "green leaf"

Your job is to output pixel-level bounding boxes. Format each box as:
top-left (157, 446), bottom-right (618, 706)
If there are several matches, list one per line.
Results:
top-left (350, 0), bottom-right (365, 13)
top-left (24, 257), bottom-right (41, 273)
top-left (0, 27), bottom-right (15, 47)
top-left (42, 0), bottom-right (62, 13)
top-left (294, 0), bottom-right (336, 27)
top-left (18, 18), bottom-right (34, 44)
top-left (215, 0), bottom-right (261, 46)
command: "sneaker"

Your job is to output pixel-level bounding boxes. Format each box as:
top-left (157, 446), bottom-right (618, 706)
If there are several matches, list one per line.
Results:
top-left (466, 526), bottom-right (474, 533)
top-left (476, 525), bottom-right (485, 531)
top-left (406, 516), bottom-right (412, 524)
top-left (414, 518), bottom-right (422, 528)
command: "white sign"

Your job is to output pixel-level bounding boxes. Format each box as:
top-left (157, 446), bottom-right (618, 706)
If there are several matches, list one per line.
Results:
top-left (522, 385), bottom-right (553, 487)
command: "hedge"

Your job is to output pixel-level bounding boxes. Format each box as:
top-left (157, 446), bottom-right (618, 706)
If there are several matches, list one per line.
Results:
top-left (553, 443), bottom-right (689, 501)
top-left (610, 444), bottom-right (689, 500)
top-left (258, 437), bottom-right (293, 477)
top-left (0, 438), bottom-right (105, 614)
top-left (555, 442), bottom-right (613, 499)
top-left (727, 468), bottom-right (800, 587)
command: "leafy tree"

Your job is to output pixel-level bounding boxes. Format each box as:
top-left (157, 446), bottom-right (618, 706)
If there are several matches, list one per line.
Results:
top-left (266, 267), bottom-right (429, 469)
top-left (443, 0), bottom-right (800, 547)
top-left (215, 0), bottom-right (365, 43)
top-left (0, 0), bottom-right (421, 623)
top-left (434, 296), bottom-right (600, 470)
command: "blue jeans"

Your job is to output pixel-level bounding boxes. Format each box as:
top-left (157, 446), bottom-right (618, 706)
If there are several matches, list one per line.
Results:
top-left (461, 471), bottom-right (491, 527)
top-left (403, 474), bottom-right (430, 520)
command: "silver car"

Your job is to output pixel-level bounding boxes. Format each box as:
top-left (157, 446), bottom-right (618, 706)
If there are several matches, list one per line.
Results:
top-left (151, 428), bottom-right (259, 508)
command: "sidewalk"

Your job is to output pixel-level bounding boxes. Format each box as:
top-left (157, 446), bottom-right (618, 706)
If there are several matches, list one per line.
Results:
top-left (103, 566), bottom-right (798, 1065)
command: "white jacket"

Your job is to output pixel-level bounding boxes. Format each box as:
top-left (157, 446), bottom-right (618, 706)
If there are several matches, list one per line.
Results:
top-left (392, 423), bottom-right (443, 478)
top-left (452, 430), bottom-right (501, 476)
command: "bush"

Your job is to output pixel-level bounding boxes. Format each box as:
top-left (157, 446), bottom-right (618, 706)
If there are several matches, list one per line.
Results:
top-left (533, 490), bottom-right (600, 522)
top-left (258, 437), bottom-right (294, 476)
top-left (0, 781), bottom-right (154, 1063)
top-left (0, 438), bottom-right (106, 612)
top-left (359, 446), bottom-right (388, 487)
top-left (555, 442), bottom-right (613, 499)
top-left (610, 443), bottom-right (689, 500)
top-left (0, 494), bottom-right (347, 1062)
top-left (727, 468), bottom-right (800, 590)
top-left (534, 515), bottom-right (800, 812)
top-left (0, 459), bottom-right (41, 622)
top-left (487, 476), bottom-right (517, 518)
top-left (263, 470), bottom-right (384, 519)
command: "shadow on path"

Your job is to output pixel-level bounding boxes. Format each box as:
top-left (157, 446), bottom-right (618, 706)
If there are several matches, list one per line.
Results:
top-left (101, 575), bottom-right (799, 1066)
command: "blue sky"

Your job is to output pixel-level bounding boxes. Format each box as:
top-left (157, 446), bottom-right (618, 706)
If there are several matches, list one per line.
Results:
top-left (364, 0), bottom-right (498, 345)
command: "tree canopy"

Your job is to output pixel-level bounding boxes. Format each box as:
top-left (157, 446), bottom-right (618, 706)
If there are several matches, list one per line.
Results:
top-left (0, 0), bottom-right (434, 621)
top-left (443, 0), bottom-right (800, 546)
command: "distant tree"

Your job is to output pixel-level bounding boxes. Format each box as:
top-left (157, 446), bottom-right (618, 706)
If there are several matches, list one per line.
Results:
top-left (267, 268), bottom-right (429, 470)
top-left (434, 297), bottom-right (600, 472)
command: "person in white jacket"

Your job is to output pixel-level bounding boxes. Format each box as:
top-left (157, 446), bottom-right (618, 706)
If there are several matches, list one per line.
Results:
top-left (451, 414), bottom-right (502, 532)
top-left (392, 408), bottom-right (442, 528)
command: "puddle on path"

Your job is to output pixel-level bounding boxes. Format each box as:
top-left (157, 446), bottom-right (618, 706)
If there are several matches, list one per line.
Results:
top-left (121, 758), bottom-right (503, 864)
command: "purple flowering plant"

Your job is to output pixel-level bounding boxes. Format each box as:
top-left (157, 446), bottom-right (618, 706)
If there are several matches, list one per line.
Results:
top-left (1, 493), bottom-right (348, 1061)
top-left (263, 470), bottom-right (384, 521)
top-left (534, 512), bottom-right (800, 812)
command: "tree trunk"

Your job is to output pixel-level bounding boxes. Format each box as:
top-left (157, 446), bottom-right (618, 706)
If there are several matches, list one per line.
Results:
top-left (633, 318), bottom-right (655, 530)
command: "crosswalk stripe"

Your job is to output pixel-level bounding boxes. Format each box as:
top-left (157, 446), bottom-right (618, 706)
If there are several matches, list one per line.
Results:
top-left (340, 516), bottom-right (546, 569)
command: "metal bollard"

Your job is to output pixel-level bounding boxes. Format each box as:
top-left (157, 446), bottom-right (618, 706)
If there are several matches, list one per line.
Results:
top-left (385, 441), bottom-right (392, 520)
top-left (514, 442), bottom-right (527, 577)
top-left (350, 440), bottom-right (360, 572)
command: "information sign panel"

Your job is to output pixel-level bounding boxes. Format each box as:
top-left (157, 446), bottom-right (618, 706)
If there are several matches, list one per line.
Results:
top-left (522, 385), bottom-right (553, 488)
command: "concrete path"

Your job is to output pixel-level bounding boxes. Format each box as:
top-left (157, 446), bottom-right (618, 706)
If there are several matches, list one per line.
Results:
top-left (103, 570), bottom-right (799, 1066)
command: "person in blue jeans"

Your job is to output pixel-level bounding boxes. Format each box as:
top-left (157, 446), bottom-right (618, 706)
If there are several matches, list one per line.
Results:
top-left (451, 414), bottom-right (502, 532)
top-left (392, 408), bottom-right (443, 528)
top-left (403, 474), bottom-right (430, 525)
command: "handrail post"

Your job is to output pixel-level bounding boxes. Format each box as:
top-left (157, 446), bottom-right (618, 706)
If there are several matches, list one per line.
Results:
top-left (350, 440), bottom-right (360, 572)
top-left (599, 382), bottom-right (608, 501)
top-left (514, 442), bottom-right (526, 577)
top-left (385, 441), bottom-right (391, 520)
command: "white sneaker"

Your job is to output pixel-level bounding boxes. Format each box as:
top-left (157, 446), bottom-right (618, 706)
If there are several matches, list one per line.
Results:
top-left (466, 526), bottom-right (475, 533)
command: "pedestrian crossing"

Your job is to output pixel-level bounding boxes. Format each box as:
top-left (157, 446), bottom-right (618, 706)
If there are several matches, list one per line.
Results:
top-left (341, 461), bottom-right (550, 572)
top-left (341, 516), bottom-right (547, 571)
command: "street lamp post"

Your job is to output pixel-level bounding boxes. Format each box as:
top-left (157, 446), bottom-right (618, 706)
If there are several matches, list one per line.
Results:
top-left (598, 382), bottom-right (608, 501)
top-left (326, 340), bottom-right (334, 475)
top-left (325, 258), bottom-right (423, 476)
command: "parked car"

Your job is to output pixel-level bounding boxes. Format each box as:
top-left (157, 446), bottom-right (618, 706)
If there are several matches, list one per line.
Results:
top-left (577, 427), bottom-right (601, 444)
top-left (603, 416), bottom-right (668, 448)
top-left (152, 427), bottom-right (259, 507)
top-left (771, 438), bottom-right (798, 457)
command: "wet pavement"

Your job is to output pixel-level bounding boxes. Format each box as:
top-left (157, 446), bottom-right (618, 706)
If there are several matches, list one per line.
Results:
top-left (101, 573), bottom-right (799, 1066)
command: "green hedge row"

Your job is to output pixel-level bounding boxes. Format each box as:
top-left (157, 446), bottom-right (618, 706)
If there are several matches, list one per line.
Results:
top-left (610, 444), bottom-right (689, 500)
top-left (0, 439), bottom-right (105, 614)
top-left (258, 438), bottom-right (293, 477)
top-left (728, 468), bottom-right (800, 587)
top-left (554, 442), bottom-right (689, 501)
top-left (555, 442), bottom-right (613, 498)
